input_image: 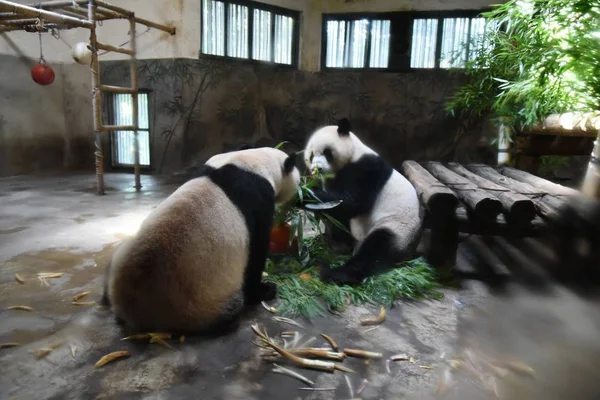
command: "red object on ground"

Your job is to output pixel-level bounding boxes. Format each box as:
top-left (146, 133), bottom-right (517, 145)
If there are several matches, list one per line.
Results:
top-left (269, 223), bottom-right (292, 253)
top-left (31, 63), bottom-right (55, 85)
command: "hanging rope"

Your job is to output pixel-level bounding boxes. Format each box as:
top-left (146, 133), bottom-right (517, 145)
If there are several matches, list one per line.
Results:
top-left (37, 30), bottom-right (46, 64)
top-left (50, 27), bottom-right (73, 50)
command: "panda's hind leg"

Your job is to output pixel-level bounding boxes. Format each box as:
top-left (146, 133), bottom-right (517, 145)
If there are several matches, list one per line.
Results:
top-left (320, 228), bottom-right (400, 285)
top-left (204, 291), bottom-right (246, 336)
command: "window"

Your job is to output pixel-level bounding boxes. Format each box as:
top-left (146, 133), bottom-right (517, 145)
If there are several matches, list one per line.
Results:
top-left (109, 93), bottom-right (151, 168)
top-left (324, 18), bottom-right (391, 68)
top-left (323, 10), bottom-right (493, 71)
top-left (411, 16), bottom-right (495, 69)
top-left (201, 0), bottom-right (299, 66)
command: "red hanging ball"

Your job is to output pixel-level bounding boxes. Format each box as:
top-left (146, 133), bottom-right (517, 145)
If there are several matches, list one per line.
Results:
top-left (31, 63), bottom-right (55, 85)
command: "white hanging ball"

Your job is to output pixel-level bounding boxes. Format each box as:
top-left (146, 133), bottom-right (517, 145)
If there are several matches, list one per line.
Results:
top-left (71, 42), bottom-right (92, 65)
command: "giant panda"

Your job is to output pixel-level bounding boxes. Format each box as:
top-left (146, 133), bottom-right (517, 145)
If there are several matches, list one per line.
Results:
top-left (101, 147), bottom-right (300, 333)
top-left (303, 118), bottom-right (423, 285)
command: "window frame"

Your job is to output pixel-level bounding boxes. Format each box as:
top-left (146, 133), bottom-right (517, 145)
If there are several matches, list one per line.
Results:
top-left (107, 89), bottom-right (153, 171)
top-left (200, 0), bottom-right (301, 69)
top-left (321, 9), bottom-right (491, 72)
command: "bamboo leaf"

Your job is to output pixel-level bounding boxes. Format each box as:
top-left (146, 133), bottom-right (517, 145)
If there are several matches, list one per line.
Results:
top-left (274, 141), bottom-right (289, 150)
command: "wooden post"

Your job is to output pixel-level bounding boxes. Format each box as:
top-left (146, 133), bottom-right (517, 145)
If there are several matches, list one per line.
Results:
top-left (401, 161), bottom-right (460, 269)
top-left (581, 131), bottom-right (600, 199)
top-left (88, 0), bottom-right (104, 195)
top-left (130, 16), bottom-right (141, 191)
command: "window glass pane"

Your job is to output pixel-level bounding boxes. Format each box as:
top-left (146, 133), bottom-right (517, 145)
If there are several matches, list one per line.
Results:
top-left (138, 93), bottom-right (149, 130)
top-left (368, 19), bottom-right (391, 68)
top-left (227, 3), bottom-right (249, 58)
top-left (325, 19), bottom-right (368, 68)
top-left (347, 19), bottom-right (368, 68)
top-left (469, 17), bottom-right (497, 62)
top-left (112, 93), bottom-right (151, 167)
top-left (202, 0), bottom-right (225, 56)
top-left (326, 20), bottom-right (345, 68)
top-left (440, 17), bottom-right (470, 68)
top-left (410, 18), bottom-right (438, 68)
top-left (274, 14), bottom-right (294, 65)
top-left (253, 9), bottom-right (272, 61)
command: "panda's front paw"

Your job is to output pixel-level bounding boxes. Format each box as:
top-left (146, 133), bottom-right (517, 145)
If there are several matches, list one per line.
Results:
top-left (260, 282), bottom-right (277, 301)
top-left (319, 265), bottom-right (362, 286)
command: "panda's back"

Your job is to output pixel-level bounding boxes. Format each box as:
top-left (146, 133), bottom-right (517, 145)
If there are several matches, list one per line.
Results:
top-left (109, 176), bottom-right (250, 331)
top-left (353, 166), bottom-right (421, 244)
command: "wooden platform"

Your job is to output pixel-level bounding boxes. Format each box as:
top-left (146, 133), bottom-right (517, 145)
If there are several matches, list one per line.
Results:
top-left (402, 161), bottom-right (600, 284)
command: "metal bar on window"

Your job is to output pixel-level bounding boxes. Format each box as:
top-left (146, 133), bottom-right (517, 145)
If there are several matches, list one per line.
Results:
top-left (465, 17), bottom-right (472, 63)
top-left (270, 10), bottom-right (276, 63)
top-left (434, 17), bottom-right (443, 68)
top-left (224, 0), bottom-right (229, 57)
top-left (248, 3), bottom-right (254, 59)
top-left (363, 19), bottom-right (372, 68)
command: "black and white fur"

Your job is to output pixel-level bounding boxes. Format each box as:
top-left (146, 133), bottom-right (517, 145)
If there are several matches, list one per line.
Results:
top-left (303, 119), bottom-right (423, 285)
top-left (102, 147), bottom-right (300, 333)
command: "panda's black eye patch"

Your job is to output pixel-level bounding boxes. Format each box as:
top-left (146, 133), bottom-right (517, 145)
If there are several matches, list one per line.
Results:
top-left (309, 152), bottom-right (314, 162)
top-left (323, 148), bottom-right (333, 163)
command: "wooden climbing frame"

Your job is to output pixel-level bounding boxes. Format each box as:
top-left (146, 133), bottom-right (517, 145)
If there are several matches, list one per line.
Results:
top-left (0, 0), bottom-right (176, 195)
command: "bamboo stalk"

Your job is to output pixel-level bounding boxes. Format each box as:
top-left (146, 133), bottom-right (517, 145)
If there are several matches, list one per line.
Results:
top-left (98, 84), bottom-right (136, 94)
top-left (88, 0), bottom-right (104, 195)
top-left (62, 6), bottom-right (111, 21)
top-left (1, 18), bottom-right (40, 25)
top-left (0, 12), bottom-right (23, 20)
top-left (0, 1), bottom-right (92, 28)
top-left (94, 0), bottom-right (132, 16)
top-left (33, 0), bottom-right (88, 8)
top-left (96, 41), bottom-right (134, 55)
top-left (95, 1), bottom-right (175, 34)
top-left (100, 125), bottom-right (136, 132)
top-left (130, 16), bottom-right (141, 191)
top-left (130, 14), bottom-right (176, 35)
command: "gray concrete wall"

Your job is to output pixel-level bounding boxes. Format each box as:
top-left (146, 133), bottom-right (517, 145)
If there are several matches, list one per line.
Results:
top-left (0, 54), bottom-right (94, 176)
top-left (100, 58), bottom-right (496, 175)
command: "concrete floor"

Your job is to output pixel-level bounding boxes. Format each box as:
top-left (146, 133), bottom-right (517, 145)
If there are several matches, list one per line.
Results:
top-left (1, 173), bottom-right (599, 400)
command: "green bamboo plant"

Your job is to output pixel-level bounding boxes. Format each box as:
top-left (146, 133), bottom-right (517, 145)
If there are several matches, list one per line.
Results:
top-left (447, 0), bottom-right (600, 130)
top-left (446, 0), bottom-right (600, 195)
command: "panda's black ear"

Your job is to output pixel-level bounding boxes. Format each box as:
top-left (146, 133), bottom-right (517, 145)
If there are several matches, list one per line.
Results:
top-left (237, 144), bottom-right (253, 151)
top-left (283, 152), bottom-right (297, 175)
top-left (337, 118), bottom-right (351, 136)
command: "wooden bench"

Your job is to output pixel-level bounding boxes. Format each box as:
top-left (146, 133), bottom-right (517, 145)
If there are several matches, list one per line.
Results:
top-left (401, 161), bottom-right (600, 283)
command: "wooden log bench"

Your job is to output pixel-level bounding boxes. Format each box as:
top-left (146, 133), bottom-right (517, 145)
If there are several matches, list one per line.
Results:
top-left (401, 161), bottom-right (600, 284)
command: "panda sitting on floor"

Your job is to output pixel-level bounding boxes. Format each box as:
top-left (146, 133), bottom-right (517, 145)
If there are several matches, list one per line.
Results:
top-left (302, 118), bottom-right (424, 285)
top-left (102, 147), bottom-right (300, 333)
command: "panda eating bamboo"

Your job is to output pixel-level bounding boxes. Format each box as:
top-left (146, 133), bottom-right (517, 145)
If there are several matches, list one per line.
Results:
top-left (303, 118), bottom-right (424, 285)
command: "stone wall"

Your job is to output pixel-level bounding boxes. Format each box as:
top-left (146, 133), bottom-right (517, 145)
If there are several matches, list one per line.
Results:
top-left (100, 58), bottom-right (496, 174)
